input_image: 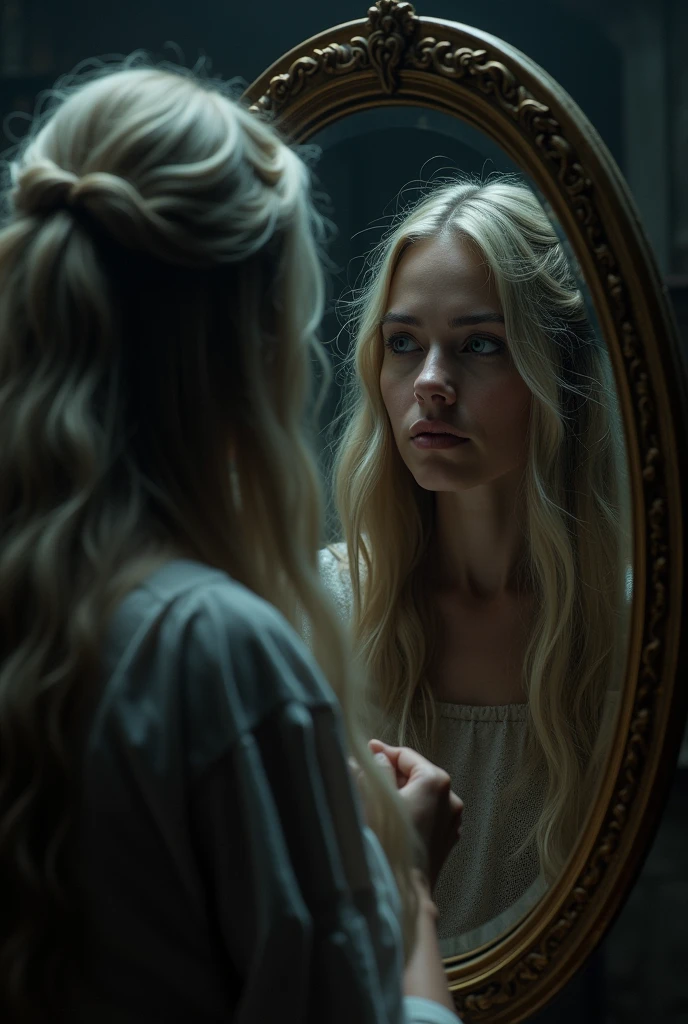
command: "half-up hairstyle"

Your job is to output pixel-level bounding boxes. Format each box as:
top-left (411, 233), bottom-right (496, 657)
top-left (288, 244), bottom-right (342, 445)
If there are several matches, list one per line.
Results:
top-left (0, 60), bottom-right (419, 1020)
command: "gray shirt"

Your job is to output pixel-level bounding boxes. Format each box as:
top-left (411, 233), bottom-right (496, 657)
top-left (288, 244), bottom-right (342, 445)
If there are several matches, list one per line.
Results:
top-left (74, 559), bottom-right (458, 1024)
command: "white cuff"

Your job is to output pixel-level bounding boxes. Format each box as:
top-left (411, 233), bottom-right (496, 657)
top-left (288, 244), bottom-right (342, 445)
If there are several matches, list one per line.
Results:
top-left (403, 994), bottom-right (461, 1024)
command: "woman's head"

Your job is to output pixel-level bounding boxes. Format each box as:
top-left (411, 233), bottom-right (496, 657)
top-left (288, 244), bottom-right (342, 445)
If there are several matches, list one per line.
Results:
top-left (4, 65), bottom-right (326, 571)
top-left (0, 63), bottom-right (421, 1017)
top-left (334, 174), bottom-right (628, 878)
top-left (379, 230), bottom-right (531, 496)
top-left (351, 177), bottom-right (608, 504)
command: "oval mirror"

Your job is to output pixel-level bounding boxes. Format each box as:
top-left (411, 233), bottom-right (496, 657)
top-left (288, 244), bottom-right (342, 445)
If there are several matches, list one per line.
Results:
top-left (244, 5), bottom-right (688, 1021)
top-left (302, 105), bottom-right (633, 964)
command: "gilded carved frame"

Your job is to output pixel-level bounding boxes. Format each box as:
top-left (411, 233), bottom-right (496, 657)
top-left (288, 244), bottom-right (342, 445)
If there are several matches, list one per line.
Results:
top-left (244, 3), bottom-right (688, 1020)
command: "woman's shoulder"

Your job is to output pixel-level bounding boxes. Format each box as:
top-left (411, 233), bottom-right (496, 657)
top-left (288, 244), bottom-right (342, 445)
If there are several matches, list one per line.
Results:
top-left (318, 540), bottom-right (348, 569)
top-left (136, 559), bottom-right (305, 668)
top-left (96, 559), bottom-right (336, 773)
top-left (318, 542), bottom-right (355, 620)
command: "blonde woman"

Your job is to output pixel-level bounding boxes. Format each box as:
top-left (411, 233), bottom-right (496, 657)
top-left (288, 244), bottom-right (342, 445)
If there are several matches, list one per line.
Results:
top-left (0, 62), bottom-right (465, 1023)
top-left (322, 177), bottom-right (629, 948)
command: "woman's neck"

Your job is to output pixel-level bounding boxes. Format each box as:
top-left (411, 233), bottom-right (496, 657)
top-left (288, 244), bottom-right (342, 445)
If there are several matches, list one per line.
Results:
top-left (429, 471), bottom-right (528, 599)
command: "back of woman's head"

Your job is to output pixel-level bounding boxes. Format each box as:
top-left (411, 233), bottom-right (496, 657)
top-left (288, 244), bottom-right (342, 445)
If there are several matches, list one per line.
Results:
top-left (4, 65), bottom-right (324, 575)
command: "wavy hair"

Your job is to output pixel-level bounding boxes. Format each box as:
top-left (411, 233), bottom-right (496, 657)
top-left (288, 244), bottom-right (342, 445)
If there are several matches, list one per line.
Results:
top-left (0, 59), bottom-right (420, 1020)
top-left (333, 175), bottom-right (630, 883)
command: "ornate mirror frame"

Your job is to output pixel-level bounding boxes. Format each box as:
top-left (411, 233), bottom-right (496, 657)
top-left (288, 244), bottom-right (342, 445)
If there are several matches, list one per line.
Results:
top-left (244, 3), bottom-right (688, 1020)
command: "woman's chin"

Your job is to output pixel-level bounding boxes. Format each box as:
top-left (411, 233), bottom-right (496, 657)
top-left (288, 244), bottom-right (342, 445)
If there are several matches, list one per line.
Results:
top-left (411, 467), bottom-right (485, 493)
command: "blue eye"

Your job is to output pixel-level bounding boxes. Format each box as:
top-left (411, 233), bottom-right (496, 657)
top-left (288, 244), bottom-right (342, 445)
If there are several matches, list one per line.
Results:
top-left (384, 334), bottom-right (421, 355)
top-left (466, 336), bottom-right (503, 355)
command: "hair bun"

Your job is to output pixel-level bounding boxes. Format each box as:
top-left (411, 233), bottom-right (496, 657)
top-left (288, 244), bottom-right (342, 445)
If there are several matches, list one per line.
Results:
top-left (12, 160), bottom-right (82, 216)
top-left (12, 159), bottom-right (186, 266)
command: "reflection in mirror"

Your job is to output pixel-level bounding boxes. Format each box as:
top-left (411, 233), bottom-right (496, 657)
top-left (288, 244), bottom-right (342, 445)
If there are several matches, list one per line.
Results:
top-left (307, 108), bottom-right (632, 960)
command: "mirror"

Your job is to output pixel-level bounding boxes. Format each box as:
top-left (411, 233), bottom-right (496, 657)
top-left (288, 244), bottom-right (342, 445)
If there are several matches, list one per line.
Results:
top-left (245, 4), bottom-right (688, 1020)
top-left (304, 106), bottom-right (632, 959)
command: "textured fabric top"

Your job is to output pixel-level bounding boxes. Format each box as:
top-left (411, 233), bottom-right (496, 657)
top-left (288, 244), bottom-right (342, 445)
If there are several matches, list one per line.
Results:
top-left (318, 545), bottom-right (547, 947)
top-left (72, 558), bottom-right (459, 1024)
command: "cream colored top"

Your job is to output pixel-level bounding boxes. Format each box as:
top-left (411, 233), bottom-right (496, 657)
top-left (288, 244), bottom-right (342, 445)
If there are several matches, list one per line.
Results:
top-left (318, 545), bottom-right (547, 952)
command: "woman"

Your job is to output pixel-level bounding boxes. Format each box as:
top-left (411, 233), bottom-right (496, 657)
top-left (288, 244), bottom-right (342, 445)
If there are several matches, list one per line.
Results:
top-left (322, 176), bottom-right (630, 947)
top-left (0, 60), bottom-right (462, 1022)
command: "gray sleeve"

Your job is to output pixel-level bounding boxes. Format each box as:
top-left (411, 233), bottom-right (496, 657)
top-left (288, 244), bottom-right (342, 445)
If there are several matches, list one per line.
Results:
top-left (187, 610), bottom-right (411, 1024)
top-left (362, 828), bottom-right (461, 1024)
top-left (78, 569), bottom-right (460, 1023)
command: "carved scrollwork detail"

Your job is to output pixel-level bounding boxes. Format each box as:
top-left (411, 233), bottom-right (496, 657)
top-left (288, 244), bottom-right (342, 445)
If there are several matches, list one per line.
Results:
top-left (249, 42), bottom-right (371, 117)
top-left (407, 38), bottom-right (557, 135)
top-left (367, 0), bottom-right (418, 93)
top-left (249, 0), bottom-right (419, 117)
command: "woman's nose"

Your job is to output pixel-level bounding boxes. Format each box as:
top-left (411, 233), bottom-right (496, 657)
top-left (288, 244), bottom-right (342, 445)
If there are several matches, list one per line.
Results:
top-left (413, 353), bottom-right (457, 405)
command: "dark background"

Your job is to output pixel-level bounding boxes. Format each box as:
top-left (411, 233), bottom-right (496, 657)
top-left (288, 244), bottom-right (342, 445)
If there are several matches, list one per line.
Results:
top-left (1, 1), bottom-right (686, 1021)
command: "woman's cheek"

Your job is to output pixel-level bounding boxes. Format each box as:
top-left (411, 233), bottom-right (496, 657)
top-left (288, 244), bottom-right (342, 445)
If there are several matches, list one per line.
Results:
top-left (381, 375), bottom-right (409, 440)
top-left (497, 383), bottom-right (532, 441)
top-left (471, 375), bottom-right (531, 441)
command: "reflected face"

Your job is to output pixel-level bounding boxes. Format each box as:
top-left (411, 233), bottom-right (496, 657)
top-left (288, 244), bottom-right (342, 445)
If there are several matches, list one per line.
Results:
top-left (379, 234), bottom-right (532, 492)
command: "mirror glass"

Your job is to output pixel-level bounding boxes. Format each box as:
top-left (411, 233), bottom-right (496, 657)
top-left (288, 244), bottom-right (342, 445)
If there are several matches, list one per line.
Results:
top-left (306, 107), bottom-right (632, 958)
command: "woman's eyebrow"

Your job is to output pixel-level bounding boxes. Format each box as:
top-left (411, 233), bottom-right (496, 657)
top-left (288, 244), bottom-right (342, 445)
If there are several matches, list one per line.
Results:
top-left (449, 312), bottom-right (505, 327)
top-left (380, 311), bottom-right (505, 327)
top-left (379, 312), bottom-right (420, 327)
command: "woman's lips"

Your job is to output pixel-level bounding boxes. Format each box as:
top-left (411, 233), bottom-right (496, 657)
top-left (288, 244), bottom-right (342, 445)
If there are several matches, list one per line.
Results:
top-left (411, 433), bottom-right (470, 449)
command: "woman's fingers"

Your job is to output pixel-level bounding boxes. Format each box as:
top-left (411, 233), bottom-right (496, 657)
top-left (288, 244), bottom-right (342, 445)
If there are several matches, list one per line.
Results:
top-left (349, 750), bottom-right (398, 787)
top-left (369, 738), bottom-right (399, 759)
top-left (371, 749), bottom-right (397, 785)
top-left (450, 791), bottom-right (464, 821)
top-left (368, 739), bottom-right (431, 782)
top-left (369, 739), bottom-right (464, 860)
top-left (370, 740), bottom-right (448, 789)
top-left (368, 738), bottom-right (406, 787)
top-left (449, 792), bottom-right (463, 841)
top-left (368, 738), bottom-right (387, 754)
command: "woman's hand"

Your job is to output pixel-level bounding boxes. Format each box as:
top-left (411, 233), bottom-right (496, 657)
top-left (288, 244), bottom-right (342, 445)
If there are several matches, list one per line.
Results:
top-left (369, 739), bottom-right (463, 892)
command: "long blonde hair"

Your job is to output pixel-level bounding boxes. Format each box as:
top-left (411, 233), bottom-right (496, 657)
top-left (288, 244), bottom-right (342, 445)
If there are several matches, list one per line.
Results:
top-left (334, 175), bottom-right (630, 883)
top-left (0, 59), bottom-right (419, 1020)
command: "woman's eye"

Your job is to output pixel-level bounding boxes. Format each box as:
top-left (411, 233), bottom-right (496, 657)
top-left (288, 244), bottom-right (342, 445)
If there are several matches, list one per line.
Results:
top-left (384, 334), bottom-right (420, 355)
top-left (466, 336), bottom-right (503, 356)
